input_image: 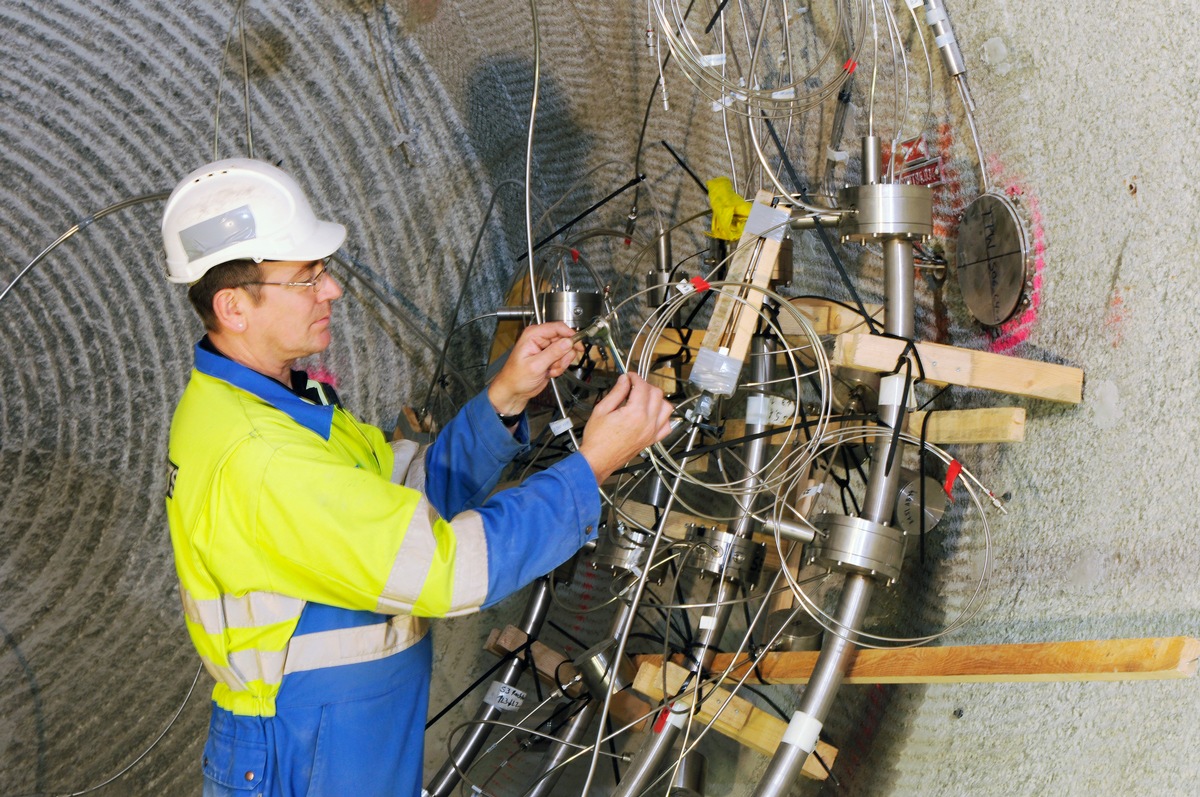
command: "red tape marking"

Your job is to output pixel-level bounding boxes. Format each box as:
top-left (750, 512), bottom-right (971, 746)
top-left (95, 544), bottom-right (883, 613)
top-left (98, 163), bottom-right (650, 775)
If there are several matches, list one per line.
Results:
top-left (943, 460), bottom-right (962, 499)
top-left (844, 58), bottom-right (858, 74)
top-left (690, 275), bottom-right (711, 292)
top-left (653, 705), bottom-right (672, 734)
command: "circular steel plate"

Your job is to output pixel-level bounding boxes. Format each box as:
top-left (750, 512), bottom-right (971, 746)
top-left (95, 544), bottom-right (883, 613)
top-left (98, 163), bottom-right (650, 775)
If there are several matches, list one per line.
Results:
top-left (955, 193), bottom-right (1031, 326)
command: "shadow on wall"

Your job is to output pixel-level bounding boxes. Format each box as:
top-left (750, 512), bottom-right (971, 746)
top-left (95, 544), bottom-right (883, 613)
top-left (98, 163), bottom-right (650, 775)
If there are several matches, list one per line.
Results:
top-left (464, 54), bottom-right (597, 282)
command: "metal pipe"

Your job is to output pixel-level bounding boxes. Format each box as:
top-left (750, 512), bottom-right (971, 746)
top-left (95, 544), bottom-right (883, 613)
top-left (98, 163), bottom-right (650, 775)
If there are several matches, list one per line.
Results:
top-left (753, 141), bottom-right (921, 795)
top-left (751, 575), bottom-right (874, 796)
top-left (729, 336), bottom-right (775, 539)
top-left (523, 700), bottom-right (600, 797)
top-left (859, 237), bottom-right (915, 523)
top-left (861, 135), bottom-right (882, 185)
top-left (425, 578), bottom-right (553, 797)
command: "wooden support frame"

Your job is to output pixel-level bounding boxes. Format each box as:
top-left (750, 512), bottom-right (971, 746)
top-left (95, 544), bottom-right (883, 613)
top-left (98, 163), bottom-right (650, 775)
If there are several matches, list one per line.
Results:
top-left (633, 659), bottom-right (837, 780)
top-left (643, 637), bottom-right (1200, 686)
top-left (904, 407), bottom-right (1027, 444)
top-left (833, 333), bottom-right (1084, 404)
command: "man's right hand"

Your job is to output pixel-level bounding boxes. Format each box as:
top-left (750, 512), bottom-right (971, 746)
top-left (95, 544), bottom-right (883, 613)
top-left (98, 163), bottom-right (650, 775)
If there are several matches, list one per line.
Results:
top-left (579, 373), bottom-right (675, 484)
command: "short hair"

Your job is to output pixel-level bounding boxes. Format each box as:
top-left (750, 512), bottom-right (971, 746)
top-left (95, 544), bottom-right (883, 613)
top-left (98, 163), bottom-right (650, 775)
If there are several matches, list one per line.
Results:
top-left (187, 260), bottom-right (264, 331)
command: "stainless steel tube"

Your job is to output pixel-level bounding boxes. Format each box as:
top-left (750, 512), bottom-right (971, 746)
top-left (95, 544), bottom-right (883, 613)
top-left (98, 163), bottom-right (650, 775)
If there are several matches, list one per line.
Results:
top-left (425, 578), bottom-right (553, 797)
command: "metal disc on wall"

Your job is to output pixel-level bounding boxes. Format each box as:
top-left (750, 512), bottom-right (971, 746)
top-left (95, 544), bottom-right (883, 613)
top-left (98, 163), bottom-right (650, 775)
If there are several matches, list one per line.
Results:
top-left (955, 192), bottom-right (1032, 326)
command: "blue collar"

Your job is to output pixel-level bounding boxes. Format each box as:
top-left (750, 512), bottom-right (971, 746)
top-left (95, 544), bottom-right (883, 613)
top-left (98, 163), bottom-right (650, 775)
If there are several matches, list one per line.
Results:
top-left (193, 341), bottom-right (335, 439)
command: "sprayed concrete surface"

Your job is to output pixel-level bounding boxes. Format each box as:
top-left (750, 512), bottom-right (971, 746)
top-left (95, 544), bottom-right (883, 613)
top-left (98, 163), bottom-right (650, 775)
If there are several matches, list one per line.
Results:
top-left (2, 1), bottom-right (1198, 795)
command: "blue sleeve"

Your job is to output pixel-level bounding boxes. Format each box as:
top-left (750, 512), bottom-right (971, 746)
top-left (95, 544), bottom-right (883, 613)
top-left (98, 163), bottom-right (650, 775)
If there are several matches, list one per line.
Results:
top-left (421, 390), bottom-right (531, 518)
top-left (477, 452), bottom-right (601, 608)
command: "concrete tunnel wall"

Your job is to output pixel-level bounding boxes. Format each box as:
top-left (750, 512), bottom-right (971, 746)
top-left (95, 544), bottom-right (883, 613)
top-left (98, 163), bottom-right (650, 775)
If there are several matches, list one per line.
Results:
top-left (1, 1), bottom-right (1198, 795)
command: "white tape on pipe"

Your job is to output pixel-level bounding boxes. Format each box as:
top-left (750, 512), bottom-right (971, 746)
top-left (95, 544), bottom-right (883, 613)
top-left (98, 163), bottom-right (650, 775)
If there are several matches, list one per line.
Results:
top-left (746, 394), bottom-right (770, 425)
top-left (879, 373), bottom-right (906, 407)
top-left (781, 710), bottom-right (823, 752)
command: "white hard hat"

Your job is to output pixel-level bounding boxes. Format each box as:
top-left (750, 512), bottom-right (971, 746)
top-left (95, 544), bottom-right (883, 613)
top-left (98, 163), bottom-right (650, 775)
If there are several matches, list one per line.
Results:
top-left (161, 158), bottom-right (347, 283)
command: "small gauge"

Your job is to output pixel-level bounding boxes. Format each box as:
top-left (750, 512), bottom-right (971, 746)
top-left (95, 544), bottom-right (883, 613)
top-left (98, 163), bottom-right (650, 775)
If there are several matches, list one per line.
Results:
top-left (955, 192), bottom-right (1032, 326)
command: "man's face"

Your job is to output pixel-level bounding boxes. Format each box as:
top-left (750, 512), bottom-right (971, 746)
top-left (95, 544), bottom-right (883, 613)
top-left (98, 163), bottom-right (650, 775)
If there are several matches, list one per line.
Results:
top-left (241, 259), bottom-right (343, 362)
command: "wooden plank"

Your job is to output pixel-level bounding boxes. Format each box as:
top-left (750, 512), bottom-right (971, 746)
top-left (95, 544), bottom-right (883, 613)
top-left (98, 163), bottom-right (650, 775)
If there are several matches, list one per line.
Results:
top-left (697, 193), bottom-right (788, 368)
top-left (634, 659), bottom-right (752, 731)
top-left (485, 626), bottom-right (586, 699)
top-left (689, 637), bottom-right (1200, 685)
top-left (633, 659), bottom-right (836, 780)
top-left (832, 333), bottom-right (1084, 404)
top-left (904, 407), bottom-right (1026, 444)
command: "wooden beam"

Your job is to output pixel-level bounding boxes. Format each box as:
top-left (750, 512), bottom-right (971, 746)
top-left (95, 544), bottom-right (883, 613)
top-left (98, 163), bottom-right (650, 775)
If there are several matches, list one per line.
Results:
top-left (485, 625), bottom-right (586, 699)
top-left (633, 659), bottom-right (836, 780)
top-left (683, 637), bottom-right (1200, 685)
top-left (699, 193), bottom-right (789, 368)
top-left (833, 333), bottom-right (1084, 404)
top-left (904, 407), bottom-right (1026, 444)
top-left (485, 626), bottom-right (656, 731)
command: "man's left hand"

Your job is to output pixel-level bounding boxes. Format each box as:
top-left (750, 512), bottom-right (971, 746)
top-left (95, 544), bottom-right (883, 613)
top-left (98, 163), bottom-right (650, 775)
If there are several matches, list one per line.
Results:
top-left (488, 322), bottom-right (581, 417)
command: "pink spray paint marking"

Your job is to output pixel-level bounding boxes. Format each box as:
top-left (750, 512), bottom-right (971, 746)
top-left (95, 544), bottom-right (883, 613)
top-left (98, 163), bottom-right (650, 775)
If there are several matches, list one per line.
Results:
top-left (985, 156), bottom-right (1045, 354)
top-left (931, 128), bottom-right (1045, 354)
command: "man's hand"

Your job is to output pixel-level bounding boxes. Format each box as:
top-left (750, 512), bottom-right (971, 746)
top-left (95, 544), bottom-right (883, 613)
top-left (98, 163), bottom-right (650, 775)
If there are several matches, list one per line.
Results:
top-left (488, 322), bottom-right (581, 417)
top-left (579, 373), bottom-right (675, 484)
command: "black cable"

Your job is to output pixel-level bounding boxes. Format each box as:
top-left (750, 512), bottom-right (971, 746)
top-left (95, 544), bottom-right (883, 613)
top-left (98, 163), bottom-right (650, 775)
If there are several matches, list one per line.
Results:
top-left (605, 713), bottom-right (622, 786)
top-left (514, 174), bottom-right (646, 263)
top-left (548, 619), bottom-right (588, 651)
top-left (660, 140), bottom-right (708, 196)
top-left (425, 636), bottom-right (538, 730)
top-left (612, 412), bottom-right (879, 477)
top-left (703, 0), bottom-right (732, 33)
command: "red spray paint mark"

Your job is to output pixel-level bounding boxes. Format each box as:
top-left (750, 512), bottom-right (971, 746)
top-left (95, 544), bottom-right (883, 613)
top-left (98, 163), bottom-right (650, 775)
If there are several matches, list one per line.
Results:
top-left (931, 128), bottom-right (1046, 354)
top-left (986, 157), bottom-right (1045, 354)
top-left (1105, 289), bottom-right (1126, 349)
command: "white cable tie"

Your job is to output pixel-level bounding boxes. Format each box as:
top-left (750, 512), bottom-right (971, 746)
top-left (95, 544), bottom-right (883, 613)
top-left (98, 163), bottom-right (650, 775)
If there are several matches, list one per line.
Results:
top-left (697, 53), bottom-right (726, 68)
top-left (698, 614), bottom-right (716, 630)
top-left (550, 418), bottom-right (574, 435)
top-left (771, 87), bottom-right (796, 101)
top-left (675, 279), bottom-right (697, 295)
top-left (934, 32), bottom-right (956, 47)
top-left (666, 699), bottom-right (691, 729)
top-left (781, 710), bottom-right (823, 752)
top-left (800, 482), bottom-right (824, 498)
top-left (926, 6), bottom-right (948, 25)
top-left (711, 95), bottom-right (735, 112)
top-left (879, 373), bottom-right (906, 407)
top-left (826, 147), bottom-right (849, 163)
top-left (905, 0), bottom-right (922, 8)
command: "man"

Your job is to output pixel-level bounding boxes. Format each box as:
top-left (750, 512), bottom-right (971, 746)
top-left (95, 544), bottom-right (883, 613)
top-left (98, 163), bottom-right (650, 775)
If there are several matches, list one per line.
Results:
top-left (161, 158), bottom-right (673, 796)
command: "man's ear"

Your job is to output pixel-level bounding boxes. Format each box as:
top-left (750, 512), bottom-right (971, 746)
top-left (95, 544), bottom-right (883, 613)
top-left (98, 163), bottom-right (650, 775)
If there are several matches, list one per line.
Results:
top-left (212, 287), bottom-right (247, 332)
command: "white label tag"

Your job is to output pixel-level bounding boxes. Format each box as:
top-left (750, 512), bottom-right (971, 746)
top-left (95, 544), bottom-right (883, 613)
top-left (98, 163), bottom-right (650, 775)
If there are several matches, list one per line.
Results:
top-left (698, 53), bottom-right (727, 68)
top-left (484, 681), bottom-right (527, 712)
top-left (743, 201), bottom-right (790, 242)
top-left (800, 482), bottom-right (824, 499)
top-left (549, 418), bottom-right (574, 435)
top-left (698, 614), bottom-right (717, 630)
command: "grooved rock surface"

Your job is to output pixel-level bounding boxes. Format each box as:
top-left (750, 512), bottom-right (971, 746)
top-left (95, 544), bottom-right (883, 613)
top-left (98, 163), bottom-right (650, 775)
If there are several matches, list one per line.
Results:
top-left (3, 1), bottom-right (1199, 796)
